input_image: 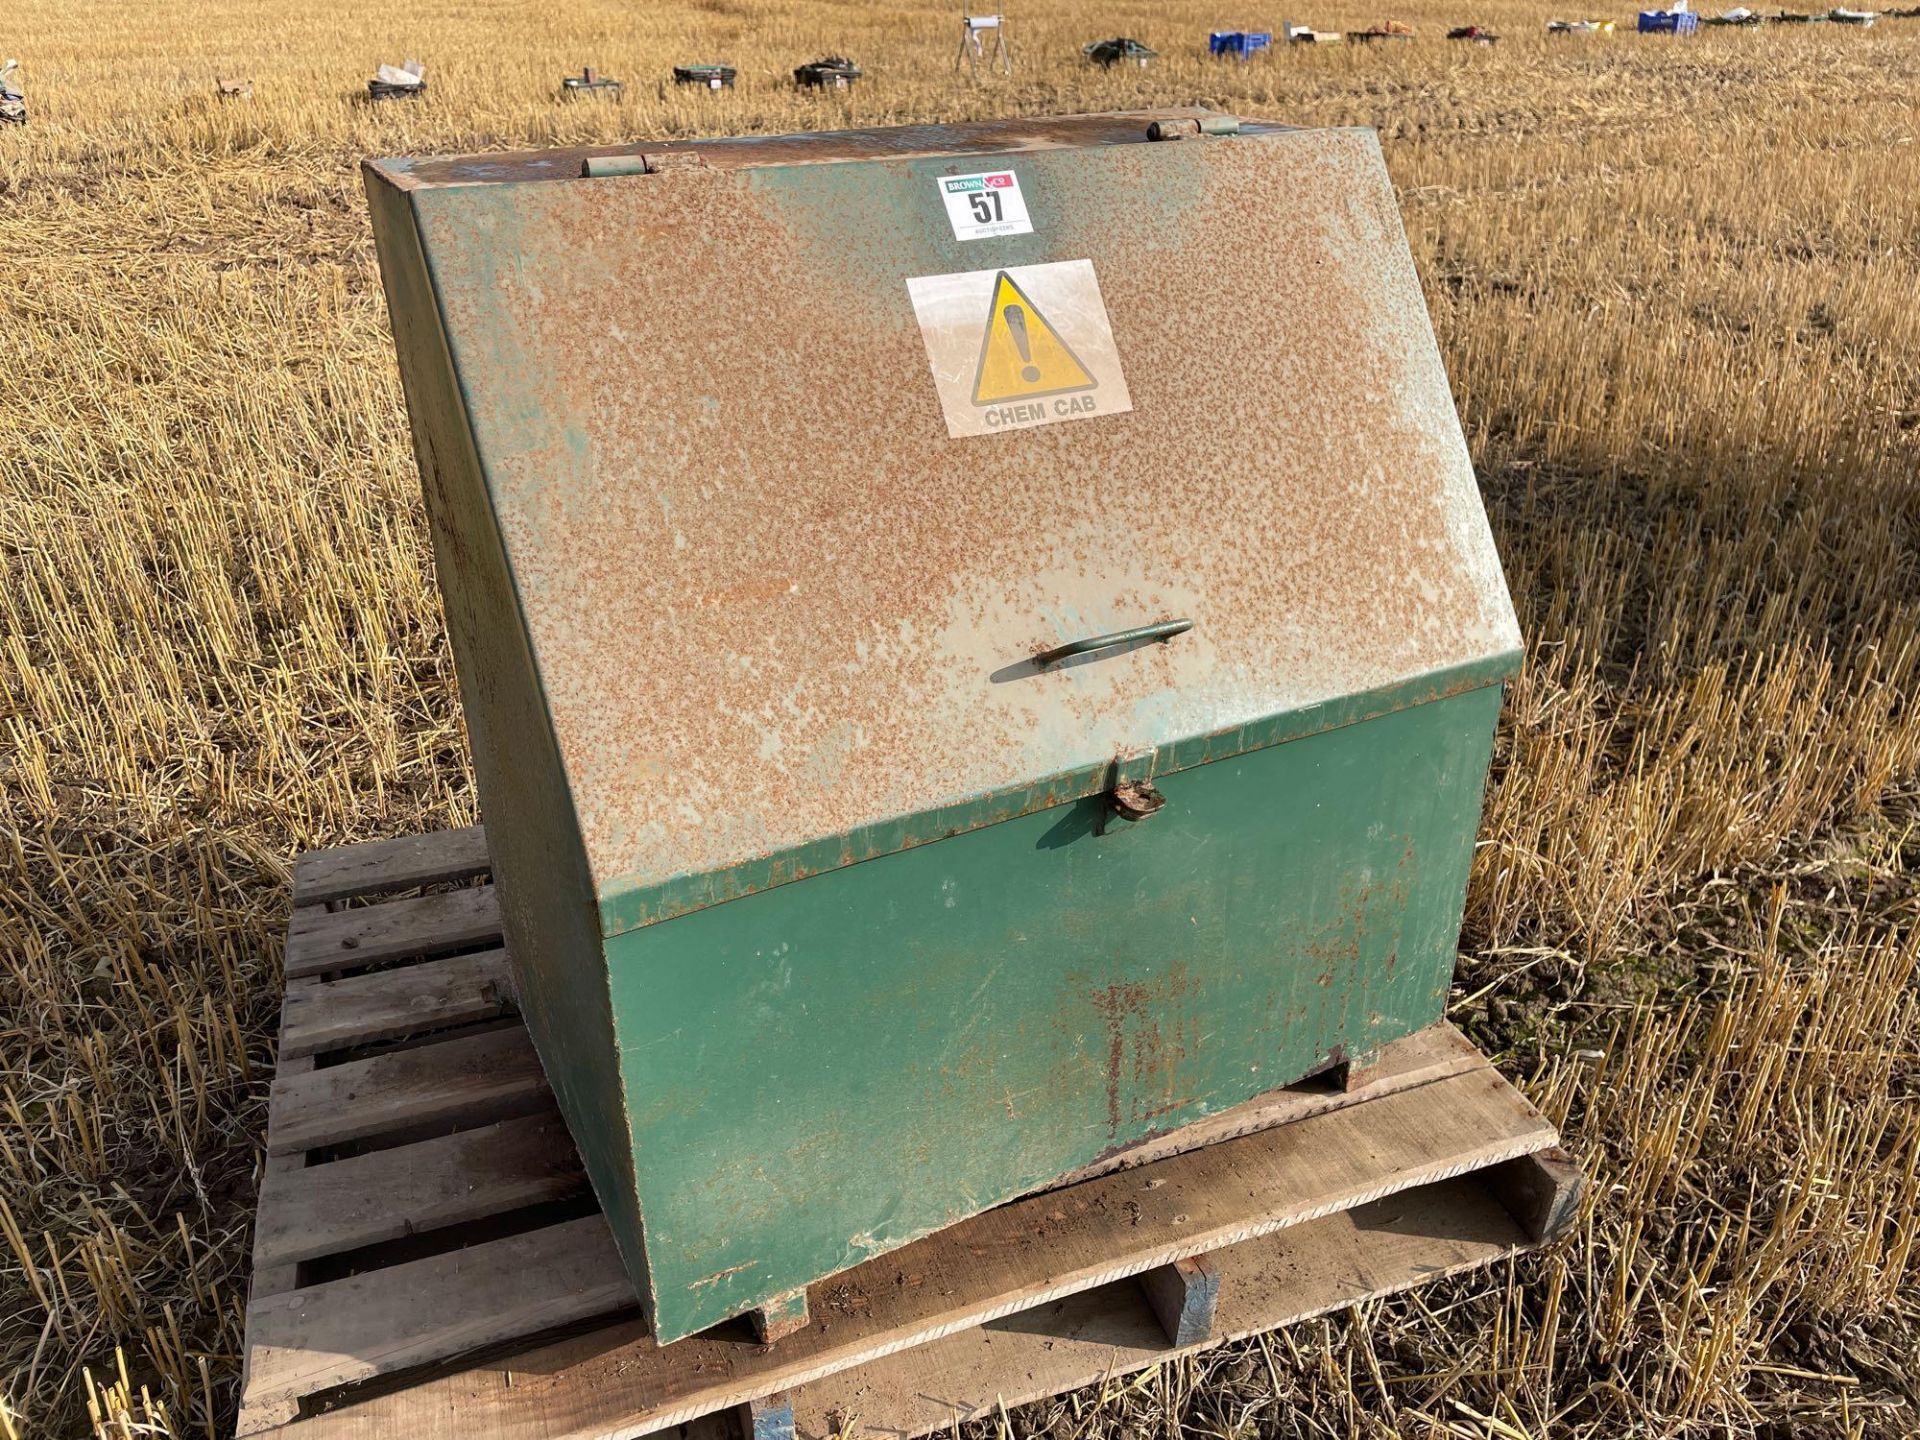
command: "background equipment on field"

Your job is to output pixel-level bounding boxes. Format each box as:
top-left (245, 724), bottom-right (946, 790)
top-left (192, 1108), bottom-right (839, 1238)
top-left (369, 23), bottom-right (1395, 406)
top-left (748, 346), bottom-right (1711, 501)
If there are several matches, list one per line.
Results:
top-left (0, 60), bottom-right (24, 126)
top-left (672, 63), bottom-right (736, 89)
top-left (368, 59), bottom-right (425, 100)
top-left (1448, 24), bottom-right (1503, 40)
top-left (956, 14), bottom-right (1014, 76)
top-left (793, 55), bottom-right (861, 87)
top-left (1638, 8), bottom-right (1703, 30)
top-left (562, 65), bottom-right (621, 98)
top-left (1083, 36), bottom-right (1158, 64)
top-left (1208, 29), bottom-right (1273, 56)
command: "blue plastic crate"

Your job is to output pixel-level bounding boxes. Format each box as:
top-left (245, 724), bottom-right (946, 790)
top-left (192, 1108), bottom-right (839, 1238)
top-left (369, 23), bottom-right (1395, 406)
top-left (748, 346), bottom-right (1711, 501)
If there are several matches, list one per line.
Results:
top-left (1637, 10), bottom-right (1701, 30)
top-left (1209, 29), bottom-right (1274, 55)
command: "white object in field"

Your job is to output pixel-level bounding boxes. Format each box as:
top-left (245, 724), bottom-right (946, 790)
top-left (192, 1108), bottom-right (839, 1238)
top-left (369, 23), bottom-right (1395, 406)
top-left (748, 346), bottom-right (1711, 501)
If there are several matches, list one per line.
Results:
top-left (955, 12), bottom-right (1014, 75)
top-left (1721, 6), bottom-right (1753, 16)
top-left (1829, 6), bottom-right (1878, 19)
top-left (376, 60), bottom-right (426, 87)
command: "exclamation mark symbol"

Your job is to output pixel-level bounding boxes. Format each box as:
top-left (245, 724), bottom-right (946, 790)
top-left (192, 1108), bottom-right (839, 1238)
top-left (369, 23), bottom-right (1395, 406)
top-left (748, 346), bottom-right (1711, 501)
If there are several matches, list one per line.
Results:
top-left (1004, 303), bottom-right (1040, 382)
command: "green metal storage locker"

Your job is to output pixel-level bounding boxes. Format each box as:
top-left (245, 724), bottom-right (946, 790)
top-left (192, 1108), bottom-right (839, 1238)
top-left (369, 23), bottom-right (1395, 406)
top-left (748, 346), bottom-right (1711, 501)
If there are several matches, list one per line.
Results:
top-left (364, 111), bottom-right (1522, 1345)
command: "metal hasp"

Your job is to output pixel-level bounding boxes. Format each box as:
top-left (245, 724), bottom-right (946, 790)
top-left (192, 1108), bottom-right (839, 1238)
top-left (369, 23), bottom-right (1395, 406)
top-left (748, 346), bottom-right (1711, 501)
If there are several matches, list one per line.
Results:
top-left (362, 110), bottom-right (1522, 1345)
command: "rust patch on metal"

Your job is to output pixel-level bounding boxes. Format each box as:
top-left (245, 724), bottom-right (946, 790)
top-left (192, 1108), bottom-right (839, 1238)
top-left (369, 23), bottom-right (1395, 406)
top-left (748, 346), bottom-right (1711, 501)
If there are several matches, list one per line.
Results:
top-left (1089, 968), bottom-right (1197, 1139)
top-left (1301, 835), bottom-right (1419, 992)
top-left (1092, 980), bottom-right (1145, 1136)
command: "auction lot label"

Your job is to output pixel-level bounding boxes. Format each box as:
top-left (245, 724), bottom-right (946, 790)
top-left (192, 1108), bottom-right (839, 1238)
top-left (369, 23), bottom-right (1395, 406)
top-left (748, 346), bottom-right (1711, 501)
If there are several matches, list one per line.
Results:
top-left (936, 171), bottom-right (1034, 241)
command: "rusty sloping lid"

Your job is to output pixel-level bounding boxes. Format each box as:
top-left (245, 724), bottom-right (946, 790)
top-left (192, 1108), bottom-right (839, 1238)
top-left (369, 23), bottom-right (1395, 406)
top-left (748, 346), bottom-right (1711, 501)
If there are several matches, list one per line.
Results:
top-left (376, 113), bottom-right (1520, 934)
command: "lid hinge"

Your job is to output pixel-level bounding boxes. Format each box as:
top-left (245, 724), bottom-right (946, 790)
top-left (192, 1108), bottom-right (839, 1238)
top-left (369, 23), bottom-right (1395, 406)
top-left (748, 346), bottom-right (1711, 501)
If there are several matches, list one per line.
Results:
top-left (1146, 114), bottom-right (1242, 141)
top-left (581, 150), bottom-right (711, 179)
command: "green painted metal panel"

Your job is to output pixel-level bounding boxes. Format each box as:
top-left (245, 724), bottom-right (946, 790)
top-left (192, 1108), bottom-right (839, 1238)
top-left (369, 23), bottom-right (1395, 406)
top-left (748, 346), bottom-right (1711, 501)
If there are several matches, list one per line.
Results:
top-left (610, 684), bottom-right (1500, 1338)
top-left (362, 157), bottom-right (652, 1297)
top-left (597, 651), bottom-right (1517, 936)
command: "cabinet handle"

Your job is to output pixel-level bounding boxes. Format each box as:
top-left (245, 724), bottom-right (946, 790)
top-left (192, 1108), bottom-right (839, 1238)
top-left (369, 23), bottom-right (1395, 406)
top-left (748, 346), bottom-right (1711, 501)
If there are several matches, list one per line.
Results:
top-left (1033, 618), bottom-right (1192, 668)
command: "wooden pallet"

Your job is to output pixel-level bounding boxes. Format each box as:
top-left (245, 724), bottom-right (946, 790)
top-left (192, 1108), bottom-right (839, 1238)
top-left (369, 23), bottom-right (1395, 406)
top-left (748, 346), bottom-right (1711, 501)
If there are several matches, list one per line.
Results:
top-left (239, 827), bottom-right (1583, 1440)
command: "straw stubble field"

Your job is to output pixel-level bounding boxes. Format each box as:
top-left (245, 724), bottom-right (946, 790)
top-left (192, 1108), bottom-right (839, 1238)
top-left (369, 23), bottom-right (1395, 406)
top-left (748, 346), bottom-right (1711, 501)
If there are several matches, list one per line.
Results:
top-left (2, 0), bottom-right (1918, 1435)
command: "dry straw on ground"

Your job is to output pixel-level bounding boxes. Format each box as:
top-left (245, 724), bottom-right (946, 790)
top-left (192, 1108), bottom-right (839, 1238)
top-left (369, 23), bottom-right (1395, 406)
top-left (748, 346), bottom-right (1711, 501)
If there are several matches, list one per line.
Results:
top-left (2, 0), bottom-right (1918, 1436)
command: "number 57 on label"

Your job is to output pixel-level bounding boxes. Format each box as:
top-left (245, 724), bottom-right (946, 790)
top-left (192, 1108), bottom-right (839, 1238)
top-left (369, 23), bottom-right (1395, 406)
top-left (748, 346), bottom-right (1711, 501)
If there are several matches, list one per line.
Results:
top-left (938, 171), bottom-right (1035, 241)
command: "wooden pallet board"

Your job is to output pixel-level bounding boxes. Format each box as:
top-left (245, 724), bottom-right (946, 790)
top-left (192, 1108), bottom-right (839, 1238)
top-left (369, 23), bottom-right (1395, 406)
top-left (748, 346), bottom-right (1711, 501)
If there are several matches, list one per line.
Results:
top-left (253, 1112), bottom-right (585, 1269)
top-left (280, 946), bottom-right (514, 1060)
top-left (248, 1216), bottom-right (638, 1411)
top-left (242, 826), bottom-right (1583, 1440)
top-left (293, 824), bottom-right (492, 907)
top-left (265, 1076), bottom-right (1556, 1439)
top-left (788, 1170), bottom-right (1536, 1440)
top-left (284, 885), bottom-right (501, 980)
top-left (248, 1068), bottom-right (1552, 1426)
top-left (264, 1024), bottom-right (548, 1156)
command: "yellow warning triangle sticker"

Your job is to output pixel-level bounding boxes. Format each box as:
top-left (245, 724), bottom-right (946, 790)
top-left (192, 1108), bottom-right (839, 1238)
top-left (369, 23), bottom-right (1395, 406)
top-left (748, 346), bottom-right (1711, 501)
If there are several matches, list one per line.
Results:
top-left (971, 271), bottom-right (1097, 406)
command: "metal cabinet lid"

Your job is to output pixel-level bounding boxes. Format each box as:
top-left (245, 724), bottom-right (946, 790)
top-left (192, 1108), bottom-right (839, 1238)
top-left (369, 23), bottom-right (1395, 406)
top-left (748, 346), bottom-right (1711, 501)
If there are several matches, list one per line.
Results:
top-left (368, 111), bottom-right (1521, 938)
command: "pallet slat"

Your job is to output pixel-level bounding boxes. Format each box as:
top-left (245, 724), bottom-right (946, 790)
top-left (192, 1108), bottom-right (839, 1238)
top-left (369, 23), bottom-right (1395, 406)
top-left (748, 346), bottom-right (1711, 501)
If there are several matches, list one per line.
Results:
top-left (1048, 1021), bottom-right (1487, 1190)
top-left (280, 948), bottom-right (516, 1060)
top-left (266, 1026), bottom-right (548, 1156)
top-left (294, 825), bottom-right (492, 906)
top-left (253, 1111), bottom-right (585, 1270)
top-left (285, 886), bottom-right (502, 980)
top-left (790, 1172), bottom-right (1535, 1440)
top-left (241, 919), bottom-right (328, 1438)
top-left (1139, 1253), bottom-right (1218, 1347)
top-left (243, 1216), bottom-right (635, 1414)
top-left (1486, 1144), bottom-right (1586, 1241)
top-left (261, 1068), bottom-right (1555, 1435)
top-left (247, 833), bottom-right (1584, 1440)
